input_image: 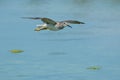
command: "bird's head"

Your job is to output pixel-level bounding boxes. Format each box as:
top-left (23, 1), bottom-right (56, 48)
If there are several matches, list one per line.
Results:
top-left (62, 22), bottom-right (72, 28)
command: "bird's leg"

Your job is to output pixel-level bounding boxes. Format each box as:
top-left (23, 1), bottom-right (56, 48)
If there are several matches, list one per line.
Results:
top-left (34, 26), bottom-right (48, 31)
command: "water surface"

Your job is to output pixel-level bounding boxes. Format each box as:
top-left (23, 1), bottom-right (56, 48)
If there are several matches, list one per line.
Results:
top-left (0, 0), bottom-right (120, 80)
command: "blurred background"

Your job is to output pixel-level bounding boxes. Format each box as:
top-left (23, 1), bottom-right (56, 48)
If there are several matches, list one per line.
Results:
top-left (0, 0), bottom-right (120, 80)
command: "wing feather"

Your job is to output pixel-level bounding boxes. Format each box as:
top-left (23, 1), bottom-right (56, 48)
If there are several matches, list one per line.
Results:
top-left (22, 17), bottom-right (57, 25)
top-left (61, 20), bottom-right (85, 24)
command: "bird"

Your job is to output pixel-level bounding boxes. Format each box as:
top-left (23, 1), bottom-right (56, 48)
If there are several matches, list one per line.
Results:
top-left (22, 17), bottom-right (85, 31)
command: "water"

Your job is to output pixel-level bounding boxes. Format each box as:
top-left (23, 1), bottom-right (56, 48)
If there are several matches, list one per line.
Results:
top-left (0, 0), bottom-right (120, 80)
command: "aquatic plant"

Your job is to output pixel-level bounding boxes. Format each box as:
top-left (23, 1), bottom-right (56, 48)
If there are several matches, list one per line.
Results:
top-left (9, 49), bottom-right (24, 54)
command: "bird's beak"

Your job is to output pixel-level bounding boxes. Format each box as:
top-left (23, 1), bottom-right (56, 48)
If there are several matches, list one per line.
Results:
top-left (67, 25), bottom-right (72, 28)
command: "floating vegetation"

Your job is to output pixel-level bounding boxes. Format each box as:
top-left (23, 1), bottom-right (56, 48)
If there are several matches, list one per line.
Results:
top-left (9, 49), bottom-right (24, 54)
top-left (16, 74), bottom-right (28, 77)
top-left (87, 66), bottom-right (101, 70)
top-left (48, 52), bottom-right (67, 55)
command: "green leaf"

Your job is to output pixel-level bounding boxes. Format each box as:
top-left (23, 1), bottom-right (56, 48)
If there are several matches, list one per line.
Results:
top-left (9, 49), bottom-right (24, 54)
top-left (87, 66), bottom-right (101, 70)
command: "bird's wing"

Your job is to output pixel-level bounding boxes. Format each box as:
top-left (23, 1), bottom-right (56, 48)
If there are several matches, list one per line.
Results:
top-left (41, 18), bottom-right (57, 25)
top-left (22, 17), bottom-right (57, 25)
top-left (61, 20), bottom-right (85, 24)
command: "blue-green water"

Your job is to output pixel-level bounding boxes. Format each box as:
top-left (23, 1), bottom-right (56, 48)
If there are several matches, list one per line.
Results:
top-left (0, 0), bottom-right (120, 80)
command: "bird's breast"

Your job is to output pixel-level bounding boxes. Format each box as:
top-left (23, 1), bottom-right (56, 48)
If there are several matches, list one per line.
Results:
top-left (47, 24), bottom-right (60, 31)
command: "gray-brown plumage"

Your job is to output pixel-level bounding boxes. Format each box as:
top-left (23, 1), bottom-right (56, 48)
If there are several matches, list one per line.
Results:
top-left (22, 17), bottom-right (85, 31)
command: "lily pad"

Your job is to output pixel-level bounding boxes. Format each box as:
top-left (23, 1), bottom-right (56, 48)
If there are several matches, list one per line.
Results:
top-left (87, 66), bottom-right (101, 70)
top-left (9, 49), bottom-right (24, 54)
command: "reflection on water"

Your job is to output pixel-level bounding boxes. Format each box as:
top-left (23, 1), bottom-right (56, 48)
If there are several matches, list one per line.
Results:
top-left (27, 0), bottom-right (48, 6)
top-left (16, 74), bottom-right (30, 77)
top-left (72, 0), bottom-right (90, 6)
top-left (48, 52), bottom-right (67, 56)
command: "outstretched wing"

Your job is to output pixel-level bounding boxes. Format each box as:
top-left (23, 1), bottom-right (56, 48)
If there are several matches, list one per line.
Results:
top-left (61, 20), bottom-right (85, 24)
top-left (22, 17), bottom-right (57, 25)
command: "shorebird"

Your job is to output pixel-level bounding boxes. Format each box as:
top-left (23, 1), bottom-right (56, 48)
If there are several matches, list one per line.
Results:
top-left (23, 17), bottom-right (85, 31)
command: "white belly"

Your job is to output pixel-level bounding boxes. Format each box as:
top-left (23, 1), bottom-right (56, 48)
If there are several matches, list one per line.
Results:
top-left (37, 24), bottom-right (61, 31)
top-left (47, 24), bottom-right (60, 31)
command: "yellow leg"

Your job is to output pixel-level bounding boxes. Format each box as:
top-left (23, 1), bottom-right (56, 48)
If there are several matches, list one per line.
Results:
top-left (34, 27), bottom-right (48, 31)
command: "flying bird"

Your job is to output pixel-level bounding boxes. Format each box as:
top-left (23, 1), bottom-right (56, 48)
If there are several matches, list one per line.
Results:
top-left (22, 17), bottom-right (85, 31)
